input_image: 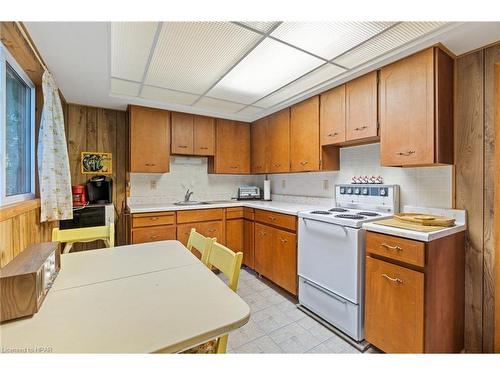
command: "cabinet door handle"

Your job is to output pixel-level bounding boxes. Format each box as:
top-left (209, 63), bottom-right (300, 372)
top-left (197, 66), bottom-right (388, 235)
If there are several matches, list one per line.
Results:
top-left (230, 166), bottom-right (238, 169)
top-left (397, 151), bottom-right (416, 156)
top-left (273, 163), bottom-right (281, 167)
top-left (381, 243), bottom-right (403, 251)
top-left (327, 132), bottom-right (338, 137)
top-left (258, 231), bottom-right (266, 237)
top-left (145, 163), bottom-right (156, 167)
top-left (200, 147), bottom-right (208, 150)
top-left (354, 126), bottom-right (368, 131)
top-left (382, 274), bottom-right (403, 284)
top-left (279, 237), bottom-right (288, 244)
top-left (208, 229), bottom-right (216, 233)
top-left (300, 161), bottom-right (309, 166)
top-left (178, 145), bottom-right (188, 149)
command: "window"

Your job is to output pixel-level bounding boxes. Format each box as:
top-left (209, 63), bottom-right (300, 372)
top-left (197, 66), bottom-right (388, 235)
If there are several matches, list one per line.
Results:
top-left (0, 43), bottom-right (35, 205)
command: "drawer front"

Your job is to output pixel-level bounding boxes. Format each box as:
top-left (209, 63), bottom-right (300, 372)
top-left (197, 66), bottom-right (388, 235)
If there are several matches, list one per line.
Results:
top-left (226, 207), bottom-right (244, 219)
top-left (255, 209), bottom-right (296, 231)
top-left (365, 256), bottom-right (424, 353)
top-left (366, 231), bottom-right (425, 267)
top-left (176, 209), bottom-right (224, 224)
top-left (243, 207), bottom-right (255, 220)
top-left (131, 226), bottom-right (176, 244)
top-left (299, 277), bottom-right (362, 341)
top-left (132, 212), bottom-right (175, 228)
top-left (177, 221), bottom-right (223, 246)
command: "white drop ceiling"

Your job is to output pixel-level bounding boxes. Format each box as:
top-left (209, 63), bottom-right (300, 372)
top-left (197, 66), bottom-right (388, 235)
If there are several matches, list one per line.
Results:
top-left (24, 21), bottom-right (500, 122)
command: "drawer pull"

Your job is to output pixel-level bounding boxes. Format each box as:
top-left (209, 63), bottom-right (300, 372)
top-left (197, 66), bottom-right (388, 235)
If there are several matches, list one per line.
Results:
top-left (300, 160), bottom-right (309, 166)
top-left (354, 126), bottom-right (368, 131)
top-left (200, 147), bottom-right (208, 150)
top-left (178, 145), bottom-right (188, 148)
top-left (145, 163), bottom-right (156, 167)
top-left (273, 163), bottom-right (281, 167)
top-left (150, 235), bottom-right (159, 240)
top-left (327, 132), bottom-right (338, 137)
top-left (230, 166), bottom-right (238, 169)
top-left (258, 231), bottom-right (266, 237)
top-left (279, 237), bottom-right (288, 244)
top-left (208, 229), bottom-right (216, 233)
top-left (149, 217), bottom-right (159, 221)
top-left (397, 150), bottom-right (415, 156)
top-left (382, 274), bottom-right (403, 284)
top-left (268, 216), bottom-right (276, 221)
top-left (381, 243), bottom-right (403, 251)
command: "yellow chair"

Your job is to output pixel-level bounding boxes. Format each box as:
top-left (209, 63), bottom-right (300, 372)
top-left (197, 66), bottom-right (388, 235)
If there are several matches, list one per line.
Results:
top-left (183, 241), bottom-right (243, 354)
top-left (52, 224), bottom-right (115, 254)
top-left (186, 228), bottom-right (215, 265)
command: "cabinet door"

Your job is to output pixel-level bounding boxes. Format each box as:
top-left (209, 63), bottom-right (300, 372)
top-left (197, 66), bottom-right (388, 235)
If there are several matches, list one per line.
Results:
top-left (290, 96), bottom-right (320, 172)
top-left (193, 115), bottom-right (215, 156)
top-left (379, 48), bottom-right (435, 166)
top-left (365, 256), bottom-right (424, 353)
top-left (243, 219), bottom-right (255, 269)
top-left (226, 218), bottom-right (244, 254)
top-left (272, 228), bottom-right (297, 294)
top-left (345, 71), bottom-right (378, 141)
top-left (130, 105), bottom-right (170, 173)
top-left (171, 112), bottom-right (194, 155)
top-left (177, 221), bottom-right (224, 248)
top-left (213, 119), bottom-right (250, 174)
top-left (254, 223), bottom-right (273, 279)
top-left (320, 85), bottom-right (346, 145)
top-left (251, 116), bottom-right (269, 174)
top-left (268, 108), bottom-right (290, 173)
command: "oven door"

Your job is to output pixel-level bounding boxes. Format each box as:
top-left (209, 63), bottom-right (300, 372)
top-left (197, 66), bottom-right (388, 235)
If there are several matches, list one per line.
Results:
top-left (298, 217), bottom-right (364, 304)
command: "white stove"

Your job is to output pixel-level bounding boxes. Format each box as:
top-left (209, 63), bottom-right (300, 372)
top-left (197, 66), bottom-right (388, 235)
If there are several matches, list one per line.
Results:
top-left (297, 184), bottom-right (399, 342)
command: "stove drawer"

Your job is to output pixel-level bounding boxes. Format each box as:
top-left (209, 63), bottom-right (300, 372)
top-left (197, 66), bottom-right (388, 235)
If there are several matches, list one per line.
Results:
top-left (299, 276), bottom-right (362, 341)
top-left (366, 232), bottom-right (425, 267)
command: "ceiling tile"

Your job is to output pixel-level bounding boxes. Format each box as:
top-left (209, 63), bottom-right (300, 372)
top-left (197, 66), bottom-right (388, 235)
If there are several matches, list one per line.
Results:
top-left (271, 22), bottom-right (395, 60)
top-left (110, 78), bottom-right (141, 97)
top-left (254, 63), bottom-right (346, 108)
top-left (207, 38), bottom-right (324, 105)
top-left (145, 22), bottom-right (262, 94)
top-left (332, 22), bottom-right (447, 68)
top-left (194, 97), bottom-right (246, 113)
top-left (140, 85), bottom-right (199, 106)
top-left (111, 22), bottom-right (158, 81)
top-left (237, 105), bottom-right (265, 116)
top-left (239, 21), bottom-right (281, 33)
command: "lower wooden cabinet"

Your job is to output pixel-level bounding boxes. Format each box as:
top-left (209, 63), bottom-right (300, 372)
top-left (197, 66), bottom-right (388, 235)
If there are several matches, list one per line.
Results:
top-left (243, 218), bottom-right (255, 269)
top-left (364, 231), bottom-right (465, 353)
top-left (131, 225), bottom-right (176, 244)
top-left (254, 221), bottom-right (297, 295)
top-left (177, 221), bottom-right (223, 245)
top-left (226, 218), bottom-right (244, 253)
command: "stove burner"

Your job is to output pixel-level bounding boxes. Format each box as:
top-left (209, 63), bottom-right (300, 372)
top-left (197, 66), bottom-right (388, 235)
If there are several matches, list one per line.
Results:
top-left (335, 214), bottom-right (366, 220)
top-left (310, 210), bottom-right (332, 215)
top-left (328, 208), bottom-right (348, 212)
top-left (356, 211), bottom-right (380, 217)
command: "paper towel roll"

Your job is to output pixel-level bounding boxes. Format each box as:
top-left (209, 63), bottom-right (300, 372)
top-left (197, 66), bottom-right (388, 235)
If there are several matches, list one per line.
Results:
top-left (264, 180), bottom-right (271, 201)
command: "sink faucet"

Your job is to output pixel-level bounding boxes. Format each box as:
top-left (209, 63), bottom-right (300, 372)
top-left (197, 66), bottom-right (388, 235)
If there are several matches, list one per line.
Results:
top-left (184, 189), bottom-right (194, 202)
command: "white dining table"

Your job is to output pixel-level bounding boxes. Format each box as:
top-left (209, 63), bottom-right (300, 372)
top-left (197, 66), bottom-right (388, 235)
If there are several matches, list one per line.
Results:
top-left (0, 241), bottom-right (250, 353)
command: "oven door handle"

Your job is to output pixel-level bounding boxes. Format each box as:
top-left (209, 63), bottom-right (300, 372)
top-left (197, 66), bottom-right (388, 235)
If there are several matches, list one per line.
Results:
top-left (301, 217), bottom-right (348, 234)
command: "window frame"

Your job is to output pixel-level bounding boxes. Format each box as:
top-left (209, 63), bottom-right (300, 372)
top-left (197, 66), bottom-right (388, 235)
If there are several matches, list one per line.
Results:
top-left (0, 42), bottom-right (36, 206)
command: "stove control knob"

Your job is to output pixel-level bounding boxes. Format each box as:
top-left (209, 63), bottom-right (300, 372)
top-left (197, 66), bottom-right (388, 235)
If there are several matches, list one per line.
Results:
top-left (362, 187), bottom-right (369, 195)
top-left (340, 187), bottom-right (345, 194)
top-left (380, 188), bottom-right (388, 196)
top-left (354, 188), bottom-right (361, 195)
top-left (347, 187), bottom-right (353, 194)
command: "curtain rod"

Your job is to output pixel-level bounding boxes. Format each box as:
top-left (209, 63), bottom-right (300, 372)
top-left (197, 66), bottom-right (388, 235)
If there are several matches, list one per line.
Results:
top-left (14, 21), bottom-right (48, 72)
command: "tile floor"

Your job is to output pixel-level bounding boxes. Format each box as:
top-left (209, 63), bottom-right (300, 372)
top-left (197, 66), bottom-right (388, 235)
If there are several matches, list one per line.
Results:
top-left (219, 267), bottom-right (374, 354)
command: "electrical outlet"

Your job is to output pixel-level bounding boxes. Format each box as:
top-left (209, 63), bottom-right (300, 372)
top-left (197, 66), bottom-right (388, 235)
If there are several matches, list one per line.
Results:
top-left (323, 179), bottom-right (329, 190)
top-left (150, 180), bottom-right (157, 190)
top-left (281, 180), bottom-right (286, 189)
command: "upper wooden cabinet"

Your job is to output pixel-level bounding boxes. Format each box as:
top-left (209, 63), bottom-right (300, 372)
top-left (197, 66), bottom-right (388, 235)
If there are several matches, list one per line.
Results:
top-left (379, 47), bottom-right (454, 166)
top-left (320, 84), bottom-right (346, 145)
top-left (171, 112), bottom-right (215, 156)
top-left (210, 119), bottom-right (250, 174)
top-left (251, 116), bottom-right (269, 174)
top-left (129, 105), bottom-right (170, 173)
top-left (290, 96), bottom-right (320, 172)
top-left (268, 108), bottom-right (291, 173)
top-left (346, 71), bottom-right (378, 142)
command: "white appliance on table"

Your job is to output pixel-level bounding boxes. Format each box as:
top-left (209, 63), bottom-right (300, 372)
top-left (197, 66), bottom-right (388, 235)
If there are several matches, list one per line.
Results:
top-left (297, 184), bottom-right (399, 342)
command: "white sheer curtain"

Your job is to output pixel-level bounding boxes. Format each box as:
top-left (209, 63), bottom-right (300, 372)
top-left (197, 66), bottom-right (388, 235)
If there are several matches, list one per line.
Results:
top-left (37, 71), bottom-right (72, 222)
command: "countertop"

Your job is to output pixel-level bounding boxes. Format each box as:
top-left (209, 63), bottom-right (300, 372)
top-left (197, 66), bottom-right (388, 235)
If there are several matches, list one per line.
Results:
top-left (363, 206), bottom-right (467, 242)
top-left (128, 200), bottom-right (331, 216)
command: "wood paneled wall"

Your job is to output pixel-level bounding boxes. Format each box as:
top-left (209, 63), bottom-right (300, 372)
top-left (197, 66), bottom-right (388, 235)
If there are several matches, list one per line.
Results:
top-left (495, 62), bottom-right (500, 353)
top-left (64, 104), bottom-right (128, 249)
top-left (455, 42), bottom-right (500, 353)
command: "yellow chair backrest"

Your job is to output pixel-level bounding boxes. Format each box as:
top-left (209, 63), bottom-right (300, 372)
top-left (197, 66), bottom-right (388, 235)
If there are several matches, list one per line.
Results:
top-left (186, 228), bottom-right (215, 265)
top-left (206, 241), bottom-right (243, 292)
top-left (52, 224), bottom-right (114, 253)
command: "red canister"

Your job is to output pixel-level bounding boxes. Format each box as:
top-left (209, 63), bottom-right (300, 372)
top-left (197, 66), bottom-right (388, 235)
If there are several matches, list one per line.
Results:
top-left (72, 185), bottom-right (87, 206)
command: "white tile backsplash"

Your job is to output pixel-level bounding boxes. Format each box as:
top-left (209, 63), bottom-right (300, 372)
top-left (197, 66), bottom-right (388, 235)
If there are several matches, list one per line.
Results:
top-left (129, 144), bottom-right (453, 209)
top-left (269, 143), bottom-right (453, 209)
top-left (129, 156), bottom-right (265, 204)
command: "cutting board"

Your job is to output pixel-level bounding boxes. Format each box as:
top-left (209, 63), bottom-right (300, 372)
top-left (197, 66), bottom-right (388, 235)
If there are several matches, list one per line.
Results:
top-left (374, 218), bottom-right (448, 233)
top-left (393, 213), bottom-right (455, 227)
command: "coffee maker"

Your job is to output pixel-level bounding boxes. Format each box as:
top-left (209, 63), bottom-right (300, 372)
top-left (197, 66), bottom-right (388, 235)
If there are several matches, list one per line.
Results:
top-left (86, 176), bottom-right (112, 204)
